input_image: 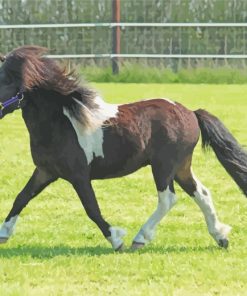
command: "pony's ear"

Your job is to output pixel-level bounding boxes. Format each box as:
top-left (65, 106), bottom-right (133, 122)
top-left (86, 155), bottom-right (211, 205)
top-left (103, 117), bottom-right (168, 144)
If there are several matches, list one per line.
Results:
top-left (0, 54), bottom-right (6, 62)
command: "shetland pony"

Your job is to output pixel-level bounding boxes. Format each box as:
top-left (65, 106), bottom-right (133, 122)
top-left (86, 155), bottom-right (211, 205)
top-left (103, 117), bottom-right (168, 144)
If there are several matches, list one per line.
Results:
top-left (0, 46), bottom-right (246, 250)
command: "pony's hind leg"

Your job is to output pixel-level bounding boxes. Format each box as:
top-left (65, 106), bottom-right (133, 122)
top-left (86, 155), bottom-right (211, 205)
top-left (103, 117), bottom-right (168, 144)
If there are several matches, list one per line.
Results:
top-left (132, 159), bottom-right (177, 249)
top-left (132, 184), bottom-right (176, 249)
top-left (175, 157), bottom-right (231, 248)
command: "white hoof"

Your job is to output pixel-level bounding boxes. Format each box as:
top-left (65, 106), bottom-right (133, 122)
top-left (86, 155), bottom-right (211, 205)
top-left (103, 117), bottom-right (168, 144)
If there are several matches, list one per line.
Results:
top-left (133, 227), bottom-right (156, 245)
top-left (0, 216), bottom-right (19, 243)
top-left (219, 224), bottom-right (232, 238)
top-left (131, 241), bottom-right (145, 250)
top-left (107, 226), bottom-right (127, 250)
top-left (210, 223), bottom-right (232, 243)
top-left (0, 225), bottom-right (10, 242)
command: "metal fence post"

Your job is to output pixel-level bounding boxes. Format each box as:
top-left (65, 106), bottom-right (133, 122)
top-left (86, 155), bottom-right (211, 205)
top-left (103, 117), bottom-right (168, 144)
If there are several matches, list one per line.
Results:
top-left (112, 0), bottom-right (121, 74)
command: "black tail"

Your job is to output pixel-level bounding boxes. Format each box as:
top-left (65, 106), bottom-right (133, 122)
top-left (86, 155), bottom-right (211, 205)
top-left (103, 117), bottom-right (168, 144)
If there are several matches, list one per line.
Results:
top-left (194, 109), bottom-right (247, 196)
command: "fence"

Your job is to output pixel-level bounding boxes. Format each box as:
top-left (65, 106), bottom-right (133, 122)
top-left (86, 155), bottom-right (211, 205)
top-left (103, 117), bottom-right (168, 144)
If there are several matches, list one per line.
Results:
top-left (0, 0), bottom-right (247, 72)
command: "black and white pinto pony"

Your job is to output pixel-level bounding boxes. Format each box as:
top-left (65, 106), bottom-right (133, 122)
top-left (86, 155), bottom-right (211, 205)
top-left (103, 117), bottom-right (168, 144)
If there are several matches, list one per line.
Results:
top-left (0, 46), bottom-right (246, 251)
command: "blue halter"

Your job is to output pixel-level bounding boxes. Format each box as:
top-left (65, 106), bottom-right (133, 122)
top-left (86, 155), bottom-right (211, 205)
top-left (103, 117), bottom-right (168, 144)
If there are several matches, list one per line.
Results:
top-left (0, 92), bottom-right (24, 117)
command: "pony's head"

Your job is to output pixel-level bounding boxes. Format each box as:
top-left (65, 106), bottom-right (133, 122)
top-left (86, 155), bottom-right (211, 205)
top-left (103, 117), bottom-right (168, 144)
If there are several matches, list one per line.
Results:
top-left (0, 51), bottom-right (20, 117)
top-left (0, 46), bottom-right (79, 118)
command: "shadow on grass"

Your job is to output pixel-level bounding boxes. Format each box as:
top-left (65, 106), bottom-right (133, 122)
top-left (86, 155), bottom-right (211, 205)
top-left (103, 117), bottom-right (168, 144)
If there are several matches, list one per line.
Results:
top-left (0, 245), bottom-right (113, 259)
top-left (135, 244), bottom-right (224, 255)
top-left (0, 243), bottom-right (223, 259)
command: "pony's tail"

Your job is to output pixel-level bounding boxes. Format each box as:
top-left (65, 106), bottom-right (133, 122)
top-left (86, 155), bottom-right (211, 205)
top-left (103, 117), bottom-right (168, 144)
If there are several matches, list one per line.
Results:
top-left (194, 109), bottom-right (247, 196)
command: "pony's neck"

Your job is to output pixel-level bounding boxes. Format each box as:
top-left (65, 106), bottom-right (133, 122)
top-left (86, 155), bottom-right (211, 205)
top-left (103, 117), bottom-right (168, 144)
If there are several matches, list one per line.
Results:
top-left (21, 90), bottom-right (64, 143)
top-left (21, 88), bottom-right (119, 139)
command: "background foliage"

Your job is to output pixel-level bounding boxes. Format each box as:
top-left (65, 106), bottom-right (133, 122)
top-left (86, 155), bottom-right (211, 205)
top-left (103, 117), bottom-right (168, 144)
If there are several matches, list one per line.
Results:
top-left (0, 0), bottom-right (247, 70)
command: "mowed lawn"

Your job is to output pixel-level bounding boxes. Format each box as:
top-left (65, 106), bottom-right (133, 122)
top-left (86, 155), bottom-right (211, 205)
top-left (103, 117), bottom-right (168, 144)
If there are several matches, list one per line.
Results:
top-left (0, 84), bottom-right (247, 296)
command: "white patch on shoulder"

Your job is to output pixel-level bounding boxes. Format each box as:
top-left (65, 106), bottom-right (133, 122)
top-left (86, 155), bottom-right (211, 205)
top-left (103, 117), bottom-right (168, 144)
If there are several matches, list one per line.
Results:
top-left (94, 95), bottom-right (119, 119)
top-left (63, 95), bottom-right (119, 164)
top-left (63, 108), bottom-right (105, 164)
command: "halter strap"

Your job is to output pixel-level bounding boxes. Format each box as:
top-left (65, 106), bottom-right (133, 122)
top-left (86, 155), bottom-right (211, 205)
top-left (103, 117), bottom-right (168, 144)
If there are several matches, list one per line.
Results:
top-left (0, 92), bottom-right (24, 116)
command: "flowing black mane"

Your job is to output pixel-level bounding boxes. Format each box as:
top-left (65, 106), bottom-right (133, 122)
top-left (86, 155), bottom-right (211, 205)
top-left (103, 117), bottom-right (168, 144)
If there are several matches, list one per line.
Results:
top-left (2, 46), bottom-right (113, 131)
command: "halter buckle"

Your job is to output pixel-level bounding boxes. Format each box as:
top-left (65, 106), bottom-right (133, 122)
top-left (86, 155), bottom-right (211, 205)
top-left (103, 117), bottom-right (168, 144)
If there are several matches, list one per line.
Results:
top-left (17, 93), bottom-right (24, 108)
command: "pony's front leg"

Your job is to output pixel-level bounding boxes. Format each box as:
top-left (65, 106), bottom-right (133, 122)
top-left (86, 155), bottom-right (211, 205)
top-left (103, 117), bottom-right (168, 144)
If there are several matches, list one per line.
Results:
top-left (71, 177), bottom-right (126, 251)
top-left (0, 168), bottom-right (57, 243)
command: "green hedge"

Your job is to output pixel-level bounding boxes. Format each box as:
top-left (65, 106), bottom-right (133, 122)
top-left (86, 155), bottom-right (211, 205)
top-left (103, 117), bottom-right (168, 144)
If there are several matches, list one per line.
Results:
top-left (80, 64), bottom-right (247, 84)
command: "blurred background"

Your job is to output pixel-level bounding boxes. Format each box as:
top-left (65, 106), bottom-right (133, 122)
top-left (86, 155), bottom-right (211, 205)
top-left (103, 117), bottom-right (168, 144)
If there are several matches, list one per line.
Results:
top-left (0, 0), bottom-right (247, 83)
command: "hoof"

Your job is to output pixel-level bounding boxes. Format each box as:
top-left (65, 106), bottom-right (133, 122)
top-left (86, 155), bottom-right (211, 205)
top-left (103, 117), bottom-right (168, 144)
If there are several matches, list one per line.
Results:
top-left (0, 237), bottom-right (8, 244)
top-left (115, 243), bottom-right (125, 252)
top-left (218, 239), bottom-right (229, 249)
top-left (131, 241), bottom-right (145, 250)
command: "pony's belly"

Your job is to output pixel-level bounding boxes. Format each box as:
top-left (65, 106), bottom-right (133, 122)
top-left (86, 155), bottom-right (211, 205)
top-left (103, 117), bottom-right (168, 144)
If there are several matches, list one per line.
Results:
top-left (90, 155), bottom-right (150, 179)
top-left (88, 125), bottom-right (150, 179)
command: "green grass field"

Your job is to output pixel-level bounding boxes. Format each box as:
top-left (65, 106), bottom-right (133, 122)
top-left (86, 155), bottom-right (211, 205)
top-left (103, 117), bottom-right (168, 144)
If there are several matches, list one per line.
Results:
top-left (0, 84), bottom-right (247, 296)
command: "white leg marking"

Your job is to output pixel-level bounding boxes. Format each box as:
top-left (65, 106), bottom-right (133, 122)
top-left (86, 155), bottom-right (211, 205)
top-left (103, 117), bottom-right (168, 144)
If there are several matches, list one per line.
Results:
top-left (107, 226), bottom-right (127, 250)
top-left (0, 215), bottom-right (18, 243)
top-left (133, 187), bottom-right (176, 244)
top-left (192, 175), bottom-right (231, 243)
